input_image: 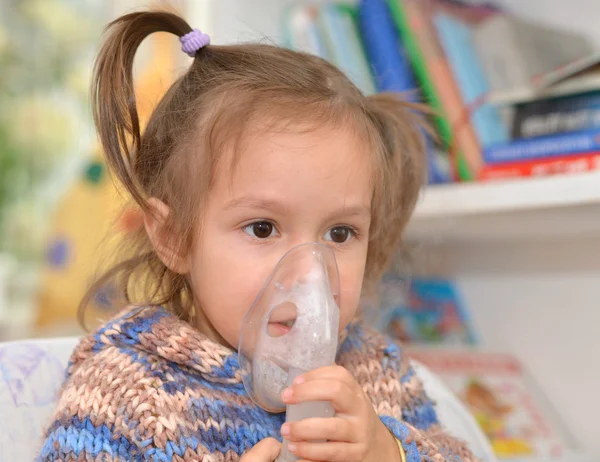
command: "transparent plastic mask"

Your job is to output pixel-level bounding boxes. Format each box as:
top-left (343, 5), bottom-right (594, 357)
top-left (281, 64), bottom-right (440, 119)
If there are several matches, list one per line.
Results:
top-left (238, 243), bottom-right (340, 413)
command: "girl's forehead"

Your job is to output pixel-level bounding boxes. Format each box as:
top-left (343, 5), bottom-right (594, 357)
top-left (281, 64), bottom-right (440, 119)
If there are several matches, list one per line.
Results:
top-left (234, 125), bottom-right (372, 178)
top-left (213, 125), bottom-right (375, 209)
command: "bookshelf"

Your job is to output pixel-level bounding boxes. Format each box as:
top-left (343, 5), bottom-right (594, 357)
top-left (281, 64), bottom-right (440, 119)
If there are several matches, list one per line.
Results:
top-left (406, 170), bottom-right (600, 242)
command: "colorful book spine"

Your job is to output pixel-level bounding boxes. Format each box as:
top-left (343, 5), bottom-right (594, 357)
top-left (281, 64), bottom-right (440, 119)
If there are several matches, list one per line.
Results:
top-left (479, 152), bottom-right (600, 180)
top-left (434, 12), bottom-right (508, 147)
top-left (358, 0), bottom-right (449, 184)
top-left (387, 0), bottom-right (481, 181)
top-left (317, 4), bottom-right (377, 96)
top-left (484, 129), bottom-right (600, 164)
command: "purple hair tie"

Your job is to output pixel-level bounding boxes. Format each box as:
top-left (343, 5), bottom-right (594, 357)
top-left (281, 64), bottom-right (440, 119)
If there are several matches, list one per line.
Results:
top-left (180, 28), bottom-right (210, 57)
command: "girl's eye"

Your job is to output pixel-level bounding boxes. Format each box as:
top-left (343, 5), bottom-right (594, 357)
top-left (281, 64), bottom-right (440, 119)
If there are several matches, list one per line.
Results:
top-left (243, 221), bottom-right (277, 239)
top-left (325, 226), bottom-right (355, 244)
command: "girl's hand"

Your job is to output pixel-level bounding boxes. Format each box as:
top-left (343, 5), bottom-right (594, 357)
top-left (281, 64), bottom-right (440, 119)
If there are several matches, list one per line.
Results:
top-left (240, 438), bottom-right (282, 462)
top-left (280, 365), bottom-right (402, 462)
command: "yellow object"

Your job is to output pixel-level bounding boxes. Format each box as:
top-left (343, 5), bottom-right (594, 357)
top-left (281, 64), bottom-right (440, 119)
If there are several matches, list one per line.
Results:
top-left (492, 438), bottom-right (533, 457)
top-left (36, 33), bottom-right (179, 330)
top-left (396, 438), bottom-right (407, 462)
top-left (473, 410), bottom-right (533, 457)
top-left (35, 158), bottom-right (126, 328)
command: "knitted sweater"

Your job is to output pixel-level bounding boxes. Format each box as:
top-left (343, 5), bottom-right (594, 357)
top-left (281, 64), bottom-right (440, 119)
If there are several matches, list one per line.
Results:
top-left (38, 306), bottom-right (475, 461)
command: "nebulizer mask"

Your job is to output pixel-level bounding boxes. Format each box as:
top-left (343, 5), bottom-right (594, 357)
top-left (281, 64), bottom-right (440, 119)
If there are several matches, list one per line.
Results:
top-left (238, 243), bottom-right (340, 462)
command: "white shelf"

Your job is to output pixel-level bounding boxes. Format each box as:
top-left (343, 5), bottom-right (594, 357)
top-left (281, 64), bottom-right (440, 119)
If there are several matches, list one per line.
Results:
top-left (406, 171), bottom-right (600, 243)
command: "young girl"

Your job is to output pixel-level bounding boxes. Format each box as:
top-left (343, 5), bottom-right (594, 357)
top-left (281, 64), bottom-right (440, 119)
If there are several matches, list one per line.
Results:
top-left (38, 10), bottom-right (475, 462)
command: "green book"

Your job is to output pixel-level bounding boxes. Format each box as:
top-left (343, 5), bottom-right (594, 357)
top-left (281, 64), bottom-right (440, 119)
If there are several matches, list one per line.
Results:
top-left (387, 0), bottom-right (472, 181)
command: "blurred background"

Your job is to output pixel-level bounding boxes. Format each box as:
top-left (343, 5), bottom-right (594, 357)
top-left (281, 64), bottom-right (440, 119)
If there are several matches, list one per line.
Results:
top-left (1, 0), bottom-right (599, 460)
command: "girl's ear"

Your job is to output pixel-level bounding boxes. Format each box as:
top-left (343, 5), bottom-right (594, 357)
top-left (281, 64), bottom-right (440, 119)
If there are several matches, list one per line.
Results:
top-left (144, 198), bottom-right (189, 274)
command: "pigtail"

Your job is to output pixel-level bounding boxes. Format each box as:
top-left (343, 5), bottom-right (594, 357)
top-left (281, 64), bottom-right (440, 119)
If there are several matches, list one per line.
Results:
top-left (364, 93), bottom-right (432, 283)
top-left (91, 11), bottom-right (192, 209)
top-left (81, 11), bottom-right (196, 328)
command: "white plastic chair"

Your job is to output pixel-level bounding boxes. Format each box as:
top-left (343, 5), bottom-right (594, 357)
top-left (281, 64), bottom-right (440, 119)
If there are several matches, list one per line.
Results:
top-left (0, 337), bottom-right (75, 462)
top-left (0, 337), bottom-right (496, 462)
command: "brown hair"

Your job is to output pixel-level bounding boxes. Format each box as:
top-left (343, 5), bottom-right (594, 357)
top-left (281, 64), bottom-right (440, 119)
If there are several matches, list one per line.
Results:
top-left (82, 10), bottom-right (428, 325)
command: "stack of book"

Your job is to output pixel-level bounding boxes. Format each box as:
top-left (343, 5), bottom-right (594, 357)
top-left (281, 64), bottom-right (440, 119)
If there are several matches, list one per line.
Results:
top-left (479, 51), bottom-right (600, 180)
top-left (282, 0), bottom-right (600, 182)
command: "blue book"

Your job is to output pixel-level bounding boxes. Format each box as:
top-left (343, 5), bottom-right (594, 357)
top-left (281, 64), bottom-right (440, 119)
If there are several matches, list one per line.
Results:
top-left (484, 128), bottom-right (600, 164)
top-left (358, 0), bottom-right (450, 184)
top-left (358, 0), bottom-right (418, 94)
top-left (434, 12), bottom-right (508, 147)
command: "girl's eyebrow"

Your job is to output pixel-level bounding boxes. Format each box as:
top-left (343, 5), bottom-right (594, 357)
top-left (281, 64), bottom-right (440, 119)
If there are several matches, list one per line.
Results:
top-left (224, 195), bottom-right (371, 221)
top-left (223, 196), bottom-right (288, 214)
top-left (327, 205), bottom-right (372, 222)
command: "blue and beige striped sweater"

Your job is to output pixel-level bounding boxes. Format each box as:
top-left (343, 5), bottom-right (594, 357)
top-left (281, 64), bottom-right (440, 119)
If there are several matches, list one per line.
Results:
top-left (38, 306), bottom-right (475, 461)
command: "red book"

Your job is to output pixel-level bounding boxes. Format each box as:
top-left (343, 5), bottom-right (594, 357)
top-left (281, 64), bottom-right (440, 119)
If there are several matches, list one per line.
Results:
top-left (478, 152), bottom-right (600, 181)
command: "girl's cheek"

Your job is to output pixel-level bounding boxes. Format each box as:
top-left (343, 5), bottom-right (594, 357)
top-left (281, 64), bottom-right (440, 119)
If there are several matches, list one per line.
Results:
top-left (335, 272), bottom-right (364, 316)
top-left (339, 277), bottom-right (363, 321)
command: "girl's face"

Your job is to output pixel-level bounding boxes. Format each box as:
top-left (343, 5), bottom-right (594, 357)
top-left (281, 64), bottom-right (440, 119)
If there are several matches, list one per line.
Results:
top-left (187, 125), bottom-right (374, 348)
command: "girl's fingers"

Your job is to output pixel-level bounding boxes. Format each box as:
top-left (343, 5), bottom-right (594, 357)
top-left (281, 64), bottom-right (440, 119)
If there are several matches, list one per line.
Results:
top-left (281, 417), bottom-right (356, 443)
top-left (288, 441), bottom-right (360, 462)
top-left (282, 379), bottom-right (358, 413)
top-left (240, 437), bottom-right (281, 462)
top-left (293, 365), bottom-right (357, 389)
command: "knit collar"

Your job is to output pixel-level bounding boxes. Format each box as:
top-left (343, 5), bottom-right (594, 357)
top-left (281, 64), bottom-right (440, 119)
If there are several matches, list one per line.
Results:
top-left (88, 306), bottom-right (353, 387)
top-left (88, 306), bottom-right (356, 385)
top-left (90, 306), bottom-right (242, 385)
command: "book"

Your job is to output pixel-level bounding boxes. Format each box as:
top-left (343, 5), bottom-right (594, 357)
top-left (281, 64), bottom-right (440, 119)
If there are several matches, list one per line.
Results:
top-left (430, 0), bottom-right (500, 20)
top-left (434, 12), bottom-right (508, 147)
top-left (489, 52), bottom-right (600, 105)
top-left (370, 276), bottom-right (479, 346)
top-left (479, 152), bottom-right (600, 181)
top-left (512, 91), bottom-right (600, 139)
top-left (483, 129), bottom-right (600, 164)
top-left (317, 4), bottom-right (377, 95)
top-left (283, 5), bottom-right (330, 59)
top-left (438, 0), bottom-right (499, 9)
top-left (358, 0), bottom-right (418, 94)
top-left (387, 0), bottom-right (478, 181)
top-left (473, 15), bottom-right (594, 99)
top-left (358, 0), bottom-right (450, 184)
top-left (406, 0), bottom-right (485, 177)
top-left (407, 348), bottom-right (576, 459)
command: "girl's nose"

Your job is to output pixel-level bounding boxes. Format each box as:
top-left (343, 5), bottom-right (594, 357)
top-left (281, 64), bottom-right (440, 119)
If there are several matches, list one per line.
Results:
top-left (273, 242), bottom-right (337, 292)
